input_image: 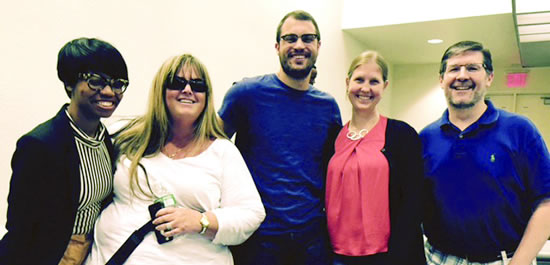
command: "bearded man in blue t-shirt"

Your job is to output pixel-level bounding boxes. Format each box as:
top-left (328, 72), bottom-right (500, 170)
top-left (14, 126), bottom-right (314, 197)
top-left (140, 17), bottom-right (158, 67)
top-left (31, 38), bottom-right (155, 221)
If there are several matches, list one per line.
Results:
top-left (218, 9), bottom-right (342, 265)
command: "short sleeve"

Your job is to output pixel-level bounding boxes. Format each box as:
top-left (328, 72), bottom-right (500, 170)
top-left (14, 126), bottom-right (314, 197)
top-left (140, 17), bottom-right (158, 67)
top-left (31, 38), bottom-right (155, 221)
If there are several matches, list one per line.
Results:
top-left (218, 82), bottom-right (248, 138)
top-left (523, 122), bottom-right (550, 208)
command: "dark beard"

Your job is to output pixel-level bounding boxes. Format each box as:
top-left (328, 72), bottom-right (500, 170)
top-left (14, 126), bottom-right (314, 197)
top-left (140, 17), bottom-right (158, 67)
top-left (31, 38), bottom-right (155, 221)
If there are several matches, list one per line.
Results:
top-left (280, 57), bottom-right (315, 80)
top-left (450, 102), bottom-right (476, 109)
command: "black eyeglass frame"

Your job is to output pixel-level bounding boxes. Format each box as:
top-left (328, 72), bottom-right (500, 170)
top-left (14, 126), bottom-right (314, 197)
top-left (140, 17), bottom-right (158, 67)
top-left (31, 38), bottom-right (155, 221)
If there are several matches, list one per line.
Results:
top-left (78, 72), bottom-right (129, 95)
top-left (165, 76), bottom-right (208, 93)
top-left (280, 34), bottom-right (319, 44)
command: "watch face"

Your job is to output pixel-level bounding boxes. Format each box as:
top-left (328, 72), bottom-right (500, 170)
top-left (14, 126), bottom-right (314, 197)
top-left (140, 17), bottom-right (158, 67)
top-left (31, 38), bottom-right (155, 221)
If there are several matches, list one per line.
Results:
top-left (201, 214), bottom-right (210, 226)
top-left (200, 213), bottom-right (209, 234)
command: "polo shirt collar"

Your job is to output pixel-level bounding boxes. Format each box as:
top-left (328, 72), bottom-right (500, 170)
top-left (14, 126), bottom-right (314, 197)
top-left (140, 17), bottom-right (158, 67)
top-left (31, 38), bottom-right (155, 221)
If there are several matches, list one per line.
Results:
top-left (476, 100), bottom-right (499, 125)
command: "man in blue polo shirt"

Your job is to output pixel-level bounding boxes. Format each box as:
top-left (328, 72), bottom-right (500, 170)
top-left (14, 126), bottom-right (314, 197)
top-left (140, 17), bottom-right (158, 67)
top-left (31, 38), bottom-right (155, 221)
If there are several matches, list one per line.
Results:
top-left (420, 40), bottom-right (550, 265)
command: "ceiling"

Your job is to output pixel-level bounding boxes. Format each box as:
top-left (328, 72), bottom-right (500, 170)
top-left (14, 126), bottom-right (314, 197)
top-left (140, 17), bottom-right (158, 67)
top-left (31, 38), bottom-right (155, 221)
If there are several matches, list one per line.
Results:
top-left (343, 13), bottom-right (523, 67)
top-left (518, 37), bottom-right (550, 67)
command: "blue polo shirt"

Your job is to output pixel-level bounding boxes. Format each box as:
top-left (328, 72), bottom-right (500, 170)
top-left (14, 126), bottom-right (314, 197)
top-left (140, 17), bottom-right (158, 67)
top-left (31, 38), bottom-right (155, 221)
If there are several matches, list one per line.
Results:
top-left (420, 100), bottom-right (550, 256)
top-left (219, 74), bottom-right (342, 235)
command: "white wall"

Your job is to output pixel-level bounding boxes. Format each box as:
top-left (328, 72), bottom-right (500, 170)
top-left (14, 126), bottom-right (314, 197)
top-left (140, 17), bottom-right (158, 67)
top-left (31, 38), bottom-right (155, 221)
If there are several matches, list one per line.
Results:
top-left (391, 63), bottom-right (446, 132)
top-left (0, 0), bottom-right (365, 235)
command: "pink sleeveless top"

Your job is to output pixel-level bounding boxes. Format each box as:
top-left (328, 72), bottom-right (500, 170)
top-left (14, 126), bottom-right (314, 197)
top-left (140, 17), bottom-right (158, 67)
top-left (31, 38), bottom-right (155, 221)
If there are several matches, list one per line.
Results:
top-left (326, 116), bottom-right (390, 256)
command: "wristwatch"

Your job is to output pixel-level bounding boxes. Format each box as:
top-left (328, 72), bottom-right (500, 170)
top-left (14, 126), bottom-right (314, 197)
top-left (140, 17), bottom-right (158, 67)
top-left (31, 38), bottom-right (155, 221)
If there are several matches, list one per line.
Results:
top-left (199, 213), bottom-right (210, 234)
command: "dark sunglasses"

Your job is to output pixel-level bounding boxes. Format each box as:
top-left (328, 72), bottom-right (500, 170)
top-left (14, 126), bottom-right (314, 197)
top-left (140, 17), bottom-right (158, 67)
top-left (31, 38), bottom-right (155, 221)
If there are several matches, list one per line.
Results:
top-left (165, 76), bottom-right (208, 93)
top-left (79, 72), bottom-right (129, 95)
top-left (280, 34), bottom-right (318, 44)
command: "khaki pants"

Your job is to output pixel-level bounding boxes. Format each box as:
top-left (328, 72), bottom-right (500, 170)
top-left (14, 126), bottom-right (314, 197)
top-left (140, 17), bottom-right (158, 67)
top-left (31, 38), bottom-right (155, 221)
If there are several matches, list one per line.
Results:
top-left (58, 234), bottom-right (91, 265)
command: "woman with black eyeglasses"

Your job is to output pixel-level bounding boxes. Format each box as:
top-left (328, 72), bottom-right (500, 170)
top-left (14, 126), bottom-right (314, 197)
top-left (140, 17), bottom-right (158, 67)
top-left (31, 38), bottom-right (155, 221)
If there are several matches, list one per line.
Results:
top-left (84, 54), bottom-right (265, 265)
top-left (0, 37), bottom-right (128, 265)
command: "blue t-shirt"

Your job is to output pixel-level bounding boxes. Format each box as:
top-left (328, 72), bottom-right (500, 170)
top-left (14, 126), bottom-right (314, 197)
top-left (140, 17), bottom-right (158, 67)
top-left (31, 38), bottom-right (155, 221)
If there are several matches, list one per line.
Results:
top-left (420, 100), bottom-right (550, 256)
top-left (219, 74), bottom-right (342, 235)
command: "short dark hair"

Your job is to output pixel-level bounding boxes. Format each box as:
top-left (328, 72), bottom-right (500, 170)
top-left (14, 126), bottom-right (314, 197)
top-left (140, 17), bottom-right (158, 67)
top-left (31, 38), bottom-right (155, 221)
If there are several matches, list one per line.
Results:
top-left (57, 37), bottom-right (128, 98)
top-left (439, 40), bottom-right (493, 77)
top-left (276, 10), bottom-right (320, 43)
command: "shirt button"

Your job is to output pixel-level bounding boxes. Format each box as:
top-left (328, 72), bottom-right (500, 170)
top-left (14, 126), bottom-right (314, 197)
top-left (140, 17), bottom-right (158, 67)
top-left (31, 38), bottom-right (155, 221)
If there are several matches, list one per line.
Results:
top-left (459, 134), bottom-right (464, 139)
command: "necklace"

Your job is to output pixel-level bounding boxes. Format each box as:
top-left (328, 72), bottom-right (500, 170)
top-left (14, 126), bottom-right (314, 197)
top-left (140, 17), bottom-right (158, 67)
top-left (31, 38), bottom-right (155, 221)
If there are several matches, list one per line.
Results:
top-left (165, 145), bottom-right (186, 159)
top-left (346, 128), bottom-right (368, 140)
top-left (167, 148), bottom-right (181, 158)
top-left (165, 133), bottom-right (194, 159)
top-left (347, 114), bottom-right (380, 141)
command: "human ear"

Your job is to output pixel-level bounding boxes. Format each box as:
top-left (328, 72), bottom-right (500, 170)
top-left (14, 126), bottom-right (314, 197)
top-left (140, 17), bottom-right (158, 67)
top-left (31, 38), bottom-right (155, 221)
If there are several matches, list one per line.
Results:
top-left (486, 72), bottom-right (494, 87)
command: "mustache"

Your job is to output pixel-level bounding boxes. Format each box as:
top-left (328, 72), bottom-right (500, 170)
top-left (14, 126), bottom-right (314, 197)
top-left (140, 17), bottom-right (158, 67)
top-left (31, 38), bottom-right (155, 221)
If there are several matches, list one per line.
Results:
top-left (450, 82), bottom-right (475, 89)
top-left (288, 51), bottom-right (310, 57)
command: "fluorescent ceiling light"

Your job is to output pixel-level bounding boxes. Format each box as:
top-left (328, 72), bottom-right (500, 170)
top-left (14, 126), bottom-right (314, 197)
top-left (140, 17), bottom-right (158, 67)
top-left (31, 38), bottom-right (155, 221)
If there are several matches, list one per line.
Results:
top-left (427, 39), bottom-right (443, 44)
top-left (514, 1), bottom-right (550, 44)
top-left (516, 12), bottom-right (550, 25)
top-left (519, 33), bottom-right (550, 42)
top-left (515, 0), bottom-right (550, 13)
top-left (518, 24), bottom-right (550, 34)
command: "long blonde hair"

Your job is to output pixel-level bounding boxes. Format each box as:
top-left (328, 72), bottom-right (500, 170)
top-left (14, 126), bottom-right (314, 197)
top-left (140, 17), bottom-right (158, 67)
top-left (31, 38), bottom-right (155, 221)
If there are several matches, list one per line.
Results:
top-left (114, 54), bottom-right (226, 198)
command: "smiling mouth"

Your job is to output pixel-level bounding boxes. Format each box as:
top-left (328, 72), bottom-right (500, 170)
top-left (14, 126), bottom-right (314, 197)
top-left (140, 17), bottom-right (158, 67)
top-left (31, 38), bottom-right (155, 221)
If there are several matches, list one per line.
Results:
top-left (450, 81), bottom-right (475, 90)
top-left (451, 86), bottom-right (474, 91)
top-left (178, 99), bottom-right (195, 104)
top-left (356, 94), bottom-right (374, 101)
top-left (290, 52), bottom-right (310, 59)
top-left (96, 101), bottom-right (115, 107)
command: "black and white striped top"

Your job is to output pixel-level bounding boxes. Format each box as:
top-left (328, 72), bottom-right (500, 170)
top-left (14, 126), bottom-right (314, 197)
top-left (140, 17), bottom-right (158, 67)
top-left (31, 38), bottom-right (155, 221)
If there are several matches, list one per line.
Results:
top-left (65, 110), bottom-right (113, 235)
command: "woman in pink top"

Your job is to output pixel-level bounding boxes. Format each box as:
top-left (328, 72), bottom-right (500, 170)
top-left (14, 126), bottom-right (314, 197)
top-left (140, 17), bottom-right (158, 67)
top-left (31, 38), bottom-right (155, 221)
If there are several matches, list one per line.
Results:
top-left (326, 51), bottom-right (426, 265)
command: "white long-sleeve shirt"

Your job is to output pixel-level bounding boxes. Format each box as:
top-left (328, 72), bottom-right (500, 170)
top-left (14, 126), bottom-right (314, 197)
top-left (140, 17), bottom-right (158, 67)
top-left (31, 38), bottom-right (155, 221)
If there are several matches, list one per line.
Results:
top-left (85, 139), bottom-right (265, 265)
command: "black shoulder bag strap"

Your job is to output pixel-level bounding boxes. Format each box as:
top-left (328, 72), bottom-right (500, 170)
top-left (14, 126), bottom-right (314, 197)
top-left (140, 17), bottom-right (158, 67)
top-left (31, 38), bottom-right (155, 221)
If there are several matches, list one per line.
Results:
top-left (105, 220), bottom-right (154, 265)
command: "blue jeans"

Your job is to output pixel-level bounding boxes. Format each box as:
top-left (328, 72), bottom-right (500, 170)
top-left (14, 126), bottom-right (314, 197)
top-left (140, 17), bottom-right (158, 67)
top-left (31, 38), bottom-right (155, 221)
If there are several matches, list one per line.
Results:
top-left (231, 221), bottom-right (332, 265)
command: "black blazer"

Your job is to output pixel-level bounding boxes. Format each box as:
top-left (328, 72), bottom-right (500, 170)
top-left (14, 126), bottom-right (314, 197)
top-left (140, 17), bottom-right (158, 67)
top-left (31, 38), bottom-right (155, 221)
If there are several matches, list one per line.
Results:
top-left (0, 105), bottom-right (115, 265)
top-left (382, 119), bottom-right (426, 265)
